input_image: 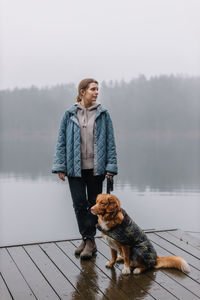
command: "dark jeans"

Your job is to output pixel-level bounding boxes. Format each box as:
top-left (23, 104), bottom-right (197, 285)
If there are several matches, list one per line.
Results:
top-left (68, 169), bottom-right (105, 240)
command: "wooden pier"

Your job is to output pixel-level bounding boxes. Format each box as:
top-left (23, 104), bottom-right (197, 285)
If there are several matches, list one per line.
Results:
top-left (0, 229), bottom-right (200, 300)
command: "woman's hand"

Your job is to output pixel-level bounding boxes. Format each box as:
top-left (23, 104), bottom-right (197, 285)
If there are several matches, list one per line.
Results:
top-left (58, 172), bottom-right (66, 181)
top-left (106, 172), bottom-right (115, 178)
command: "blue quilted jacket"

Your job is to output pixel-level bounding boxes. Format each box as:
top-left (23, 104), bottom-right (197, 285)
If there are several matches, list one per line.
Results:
top-left (52, 104), bottom-right (118, 177)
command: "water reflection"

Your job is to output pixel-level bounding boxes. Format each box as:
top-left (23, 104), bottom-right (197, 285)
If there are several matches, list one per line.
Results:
top-left (71, 254), bottom-right (103, 300)
top-left (0, 176), bottom-right (200, 247)
top-left (72, 241), bottom-right (155, 300)
top-left (102, 267), bottom-right (155, 300)
top-left (1, 133), bottom-right (200, 192)
top-left (0, 133), bottom-right (200, 247)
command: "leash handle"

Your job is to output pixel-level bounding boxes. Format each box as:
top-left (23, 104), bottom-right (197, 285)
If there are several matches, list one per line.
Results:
top-left (106, 176), bottom-right (114, 194)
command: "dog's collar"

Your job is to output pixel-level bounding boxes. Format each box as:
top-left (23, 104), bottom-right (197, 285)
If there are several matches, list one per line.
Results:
top-left (97, 208), bottom-right (126, 233)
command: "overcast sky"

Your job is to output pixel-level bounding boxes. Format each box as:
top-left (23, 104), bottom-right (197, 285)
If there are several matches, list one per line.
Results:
top-left (0, 0), bottom-right (200, 89)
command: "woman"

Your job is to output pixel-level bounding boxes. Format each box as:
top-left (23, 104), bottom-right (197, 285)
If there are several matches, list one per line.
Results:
top-left (52, 78), bottom-right (118, 259)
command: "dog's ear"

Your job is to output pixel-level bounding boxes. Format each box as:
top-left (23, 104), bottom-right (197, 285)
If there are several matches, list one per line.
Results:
top-left (107, 195), bottom-right (120, 212)
top-left (108, 195), bottom-right (121, 206)
top-left (108, 196), bottom-right (115, 202)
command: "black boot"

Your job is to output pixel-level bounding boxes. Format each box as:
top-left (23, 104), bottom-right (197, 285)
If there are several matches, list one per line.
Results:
top-left (80, 239), bottom-right (97, 259)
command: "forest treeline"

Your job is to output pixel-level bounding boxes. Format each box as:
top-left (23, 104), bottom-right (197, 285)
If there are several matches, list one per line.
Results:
top-left (0, 75), bottom-right (200, 136)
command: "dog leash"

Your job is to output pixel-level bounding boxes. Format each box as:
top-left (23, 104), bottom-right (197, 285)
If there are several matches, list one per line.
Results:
top-left (106, 176), bottom-right (114, 194)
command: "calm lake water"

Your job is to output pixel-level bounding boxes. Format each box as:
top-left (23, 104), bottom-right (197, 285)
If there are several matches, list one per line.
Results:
top-left (1, 130), bottom-right (200, 246)
top-left (0, 174), bottom-right (200, 247)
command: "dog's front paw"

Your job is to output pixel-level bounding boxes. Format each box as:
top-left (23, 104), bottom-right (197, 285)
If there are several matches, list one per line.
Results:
top-left (105, 261), bottom-right (115, 268)
top-left (116, 255), bottom-right (124, 263)
top-left (122, 266), bottom-right (131, 275)
top-left (133, 268), bottom-right (142, 275)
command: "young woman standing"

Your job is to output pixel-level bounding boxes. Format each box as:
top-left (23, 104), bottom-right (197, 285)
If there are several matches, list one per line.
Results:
top-left (52, 78), bottom-right (118, 259)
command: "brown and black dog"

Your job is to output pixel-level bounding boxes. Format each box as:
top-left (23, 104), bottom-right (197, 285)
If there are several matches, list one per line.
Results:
top-left (91, 194), bottom-right (190, 275)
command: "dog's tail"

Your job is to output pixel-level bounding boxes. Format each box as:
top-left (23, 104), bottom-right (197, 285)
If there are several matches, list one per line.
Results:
top-left (155, 256), bottom-right (190, 273)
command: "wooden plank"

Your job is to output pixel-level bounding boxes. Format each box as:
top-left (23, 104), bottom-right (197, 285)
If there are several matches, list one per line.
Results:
top-left (41, 242), bottom-right (106, 300)
top-left (169, 230), bottom-right (200, 250)
top-left (100, 235), bottom-right (200, 300)
top-left (72, 239), bottom-right (155, 300)
top-left (148, 233), bottom-right (200, 283)
top-left (0, 274), bottom-right (13, 300)
top-left (57, 241), bottom-right (124, 300)
top-left (150, 233), bottom-right (200, 270)
top-left (97, 238), bottom-right (178, 300)
top-left (1, 234), bottom-right (200, 300)
top-left (156, 231), bottom-right (200, 259)
top-left (0, 248), bottom-right (36, 300)
top-left (69, 239), bottom-right (152, 300)
top-left (149, 236), bottom-right (200, 297)
top-left (142, 269), bottom-right (200, 300)
top-left (7, 246), bottom-right (59, 300)
top-left (24, 244), bottom-right (82, 300)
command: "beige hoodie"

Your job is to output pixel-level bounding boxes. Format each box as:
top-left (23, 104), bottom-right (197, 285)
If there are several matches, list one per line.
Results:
top-left (75, 102), bottom-right (100, 169)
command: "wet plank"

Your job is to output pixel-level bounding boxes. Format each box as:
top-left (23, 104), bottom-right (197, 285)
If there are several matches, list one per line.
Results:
top-left (24, 244), bottom-right (82, 299)
top-left (149, 236), bottom-right (200, 297)
top-left (97, 238), bottom-right (178, 300)
top-left (57, 240), bottom-right (128, 300)
top-left (148, 233), bottom-right (200, 270)
top-left (100, 234), bottom-right (200, 300)
top-left (0, 274), bottom-right (13, 300)
top-left (7, 246), bottom-right (59, 300)
top-left (169, 229), bottom-right (200, 251)
top-left (72, 239), bottom-right (154, 300)
top-left (71, 239), bottom-right (154, 300)
top-left (0, 248), bottom-right (36, 300)
top-left (149, 233), bottom-right (200, 283)
top-left (1, 230), bottom-right (200, 300)
top-left (41, 242), bottom-right (106, 300)
top-left (156, 231), bottom-right (200, 259)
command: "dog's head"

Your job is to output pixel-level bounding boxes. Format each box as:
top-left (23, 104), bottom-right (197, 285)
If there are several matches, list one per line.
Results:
top-left (91, 194), bottom-right (121, 217)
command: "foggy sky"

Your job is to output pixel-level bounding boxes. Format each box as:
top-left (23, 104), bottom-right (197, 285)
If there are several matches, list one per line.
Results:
top-left (0, 0), bottom-right (200, 89)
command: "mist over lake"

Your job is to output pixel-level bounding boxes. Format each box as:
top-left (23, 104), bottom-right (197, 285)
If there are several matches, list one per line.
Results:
top-left (0, 76), bottom-right (200, 246)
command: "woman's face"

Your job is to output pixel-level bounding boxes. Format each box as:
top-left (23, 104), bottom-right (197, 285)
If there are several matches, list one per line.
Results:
top-left (81, 82), bottom-right (99, 107)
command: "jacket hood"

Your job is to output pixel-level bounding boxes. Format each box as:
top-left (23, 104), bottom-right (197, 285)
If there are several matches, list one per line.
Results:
top-left (67, 103), bottom-right (107, 117)
top-left (75, 101), bottom-right (101, 111)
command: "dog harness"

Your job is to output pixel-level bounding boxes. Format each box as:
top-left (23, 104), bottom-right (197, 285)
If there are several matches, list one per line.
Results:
top-left (97, 209), bottom-right (157, 267)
